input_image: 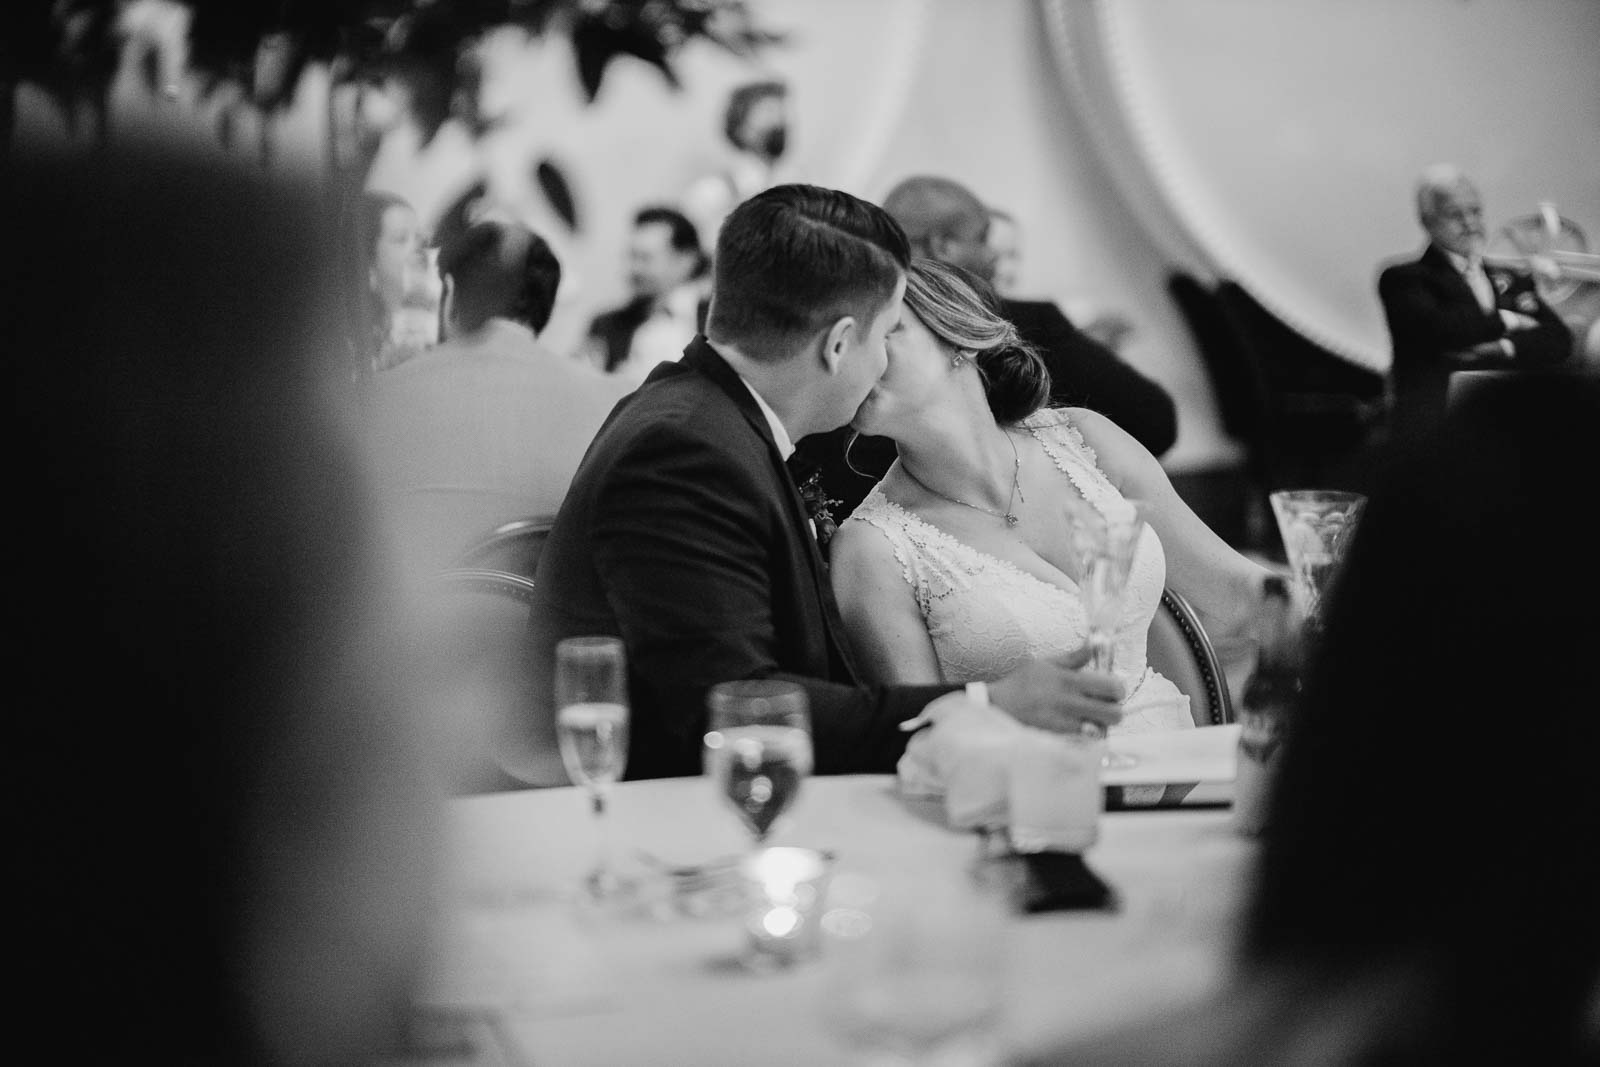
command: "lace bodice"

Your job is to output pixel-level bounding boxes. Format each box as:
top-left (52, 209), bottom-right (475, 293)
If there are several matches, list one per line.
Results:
top-left (849, 410), bottom-right (1191, 735)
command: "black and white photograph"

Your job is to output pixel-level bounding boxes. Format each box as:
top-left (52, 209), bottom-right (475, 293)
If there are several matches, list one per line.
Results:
top-left (9, 1), bottom-right (1598, 1063)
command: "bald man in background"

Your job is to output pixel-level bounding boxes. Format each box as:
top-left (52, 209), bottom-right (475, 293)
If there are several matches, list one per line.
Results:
top-left (793, 174), bottom-right (1178, 522)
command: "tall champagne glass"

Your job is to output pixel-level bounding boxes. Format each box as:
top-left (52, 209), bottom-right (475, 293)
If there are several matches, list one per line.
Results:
top-left (703, 680), bottom-right (813, 849)
top-left (1066, 498), bottom-right (1149, 770)
top-left (554, 636), bottom-right (631, 900)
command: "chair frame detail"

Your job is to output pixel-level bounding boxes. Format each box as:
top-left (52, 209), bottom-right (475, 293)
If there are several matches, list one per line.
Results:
top-left (453, 516), bottom-right (557, 577)
top-left (436, 567), bottom-right (538, 605)
top-left (1158, 586), bottom-right (1234, 725)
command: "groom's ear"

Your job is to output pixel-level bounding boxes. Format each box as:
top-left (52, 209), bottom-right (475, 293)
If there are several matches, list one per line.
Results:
top-left (820, 316), bottom-right (857, 375)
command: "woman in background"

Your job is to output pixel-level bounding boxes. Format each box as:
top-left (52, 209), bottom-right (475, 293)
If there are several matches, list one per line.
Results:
top-left (351, 189), bottom-right (441, 375)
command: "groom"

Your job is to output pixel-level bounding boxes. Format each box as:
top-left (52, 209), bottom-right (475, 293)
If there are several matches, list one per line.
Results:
top-left (529, 184), bottom-right (1123, 780)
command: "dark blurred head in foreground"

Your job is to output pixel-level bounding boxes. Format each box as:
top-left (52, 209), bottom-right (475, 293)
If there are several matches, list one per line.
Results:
top-left (7, 145), bottom-right (441, 1065)
top-left (1246, 371), bottom-right (1600, 1061)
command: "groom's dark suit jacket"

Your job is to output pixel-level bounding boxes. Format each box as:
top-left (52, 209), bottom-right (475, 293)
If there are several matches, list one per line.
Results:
top-left (529, 337), bottom-right (954, 780)
top-left (1378, 242), bottom-right (1571, 432)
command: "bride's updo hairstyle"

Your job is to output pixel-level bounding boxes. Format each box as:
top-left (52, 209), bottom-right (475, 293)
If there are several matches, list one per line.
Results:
top-left (903, 258), bottom-right (1050, 424)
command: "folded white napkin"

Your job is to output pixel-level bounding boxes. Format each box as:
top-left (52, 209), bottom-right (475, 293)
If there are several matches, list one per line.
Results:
top-left (897, 690), bottom-right (1030, 831)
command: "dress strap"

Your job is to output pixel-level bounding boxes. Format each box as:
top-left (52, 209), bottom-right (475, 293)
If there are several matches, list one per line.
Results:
top-left (1023, 410), bottom-right (1122, 519)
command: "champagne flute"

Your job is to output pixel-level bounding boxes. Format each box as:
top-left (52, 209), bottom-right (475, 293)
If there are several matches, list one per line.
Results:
top-left (703, 680), bottom-right (813, 848)
top-left (554, 635), bottom-right (632, 901)
top-left (1066, 498), bottom-right (1149, 770)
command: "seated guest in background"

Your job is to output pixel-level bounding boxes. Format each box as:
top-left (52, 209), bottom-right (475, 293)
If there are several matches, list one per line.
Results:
top-left (583, 206), bottom-right (710, 385)
top-left (988, 203), bottom-right (1135, 353)
top-left (350, 189), bottom-right (443, 376)
top-left (832, 260), bottom-right (1266, 736)
top-left (794, 175), bottom-right (1178, 521)
top-left (682, 78), bottom-right (791, 253)
top-left (1378, 163), bottom-right (1572, 438)
top-left (987, 205), bottom-right (1025, 298)
top-left (366, 220), bottom-right (631, 583)
top-left (1019, 374), bottom-right (1600, 1065)
top-left (12, 146), bottom-right (441, 1065)
top-left (530, 184), bottom-right (1126, 781)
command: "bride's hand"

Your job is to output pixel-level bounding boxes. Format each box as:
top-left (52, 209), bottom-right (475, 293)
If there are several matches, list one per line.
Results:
top-left (987, 647), bottom-right (1125, 734)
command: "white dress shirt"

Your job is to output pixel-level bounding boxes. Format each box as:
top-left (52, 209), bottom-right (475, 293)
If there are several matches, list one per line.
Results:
top-left (1444, 248), bottom-right (1496, 313)
top-left (612, 284), bottom-right (703, 385)
top-left (738, 376), bottom-right (796, 459)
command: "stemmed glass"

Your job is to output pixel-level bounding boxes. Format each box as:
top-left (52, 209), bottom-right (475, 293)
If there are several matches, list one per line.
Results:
top-left (554, 635), bottom-right (632, 901)
top-left (1066, 498), bottom-right (1149, 770)
top-left (703, 680), bottom-right (814, 848)
top-left (1268, 490), bottom-right (1366, 645)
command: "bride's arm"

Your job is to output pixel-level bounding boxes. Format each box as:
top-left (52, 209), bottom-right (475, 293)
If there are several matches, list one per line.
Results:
top-left (828, 518), bottom-right (944, 685)
top-left (1066, 408), bottom-right (1270, 651)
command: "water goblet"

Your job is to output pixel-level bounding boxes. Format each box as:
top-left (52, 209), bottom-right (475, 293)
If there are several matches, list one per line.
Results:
top-left (1065, 498), bottom-right (1149, 770)
top-left (1268, 489), bottom-right (1366, 644)
top-left (553, 635), bottom-right (632, 902)
top-left (703, 680), bottom-right (813, 848)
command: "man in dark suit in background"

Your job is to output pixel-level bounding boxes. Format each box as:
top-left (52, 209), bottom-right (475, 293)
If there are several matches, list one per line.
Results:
top-left (794, 174), bottom-right (1178, 520)
top-left (1378, 164), bottom-right (1571, 438)
top-left (583, 206), bottom-right (710, 384)
top-left (530, 185), bottom-right (1124, 780)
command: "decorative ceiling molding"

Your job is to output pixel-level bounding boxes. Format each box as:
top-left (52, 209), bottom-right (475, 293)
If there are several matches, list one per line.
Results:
top-left (1041, 0), bottom-right (1385, 371)
top-left (1040, 0), bottom-right (1214, 278)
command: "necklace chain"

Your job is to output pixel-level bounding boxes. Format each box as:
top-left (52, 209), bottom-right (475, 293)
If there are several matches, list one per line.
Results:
top-left (901, 432), bottom-right (1025, 527)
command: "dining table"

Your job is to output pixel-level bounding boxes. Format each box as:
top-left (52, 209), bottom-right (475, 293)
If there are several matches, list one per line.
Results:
top-left (413, 725), bottom-right (1258, 1066)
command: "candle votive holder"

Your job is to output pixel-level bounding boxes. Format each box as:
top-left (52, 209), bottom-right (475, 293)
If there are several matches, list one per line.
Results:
top-left (740, 846), bottom-right (833, 969)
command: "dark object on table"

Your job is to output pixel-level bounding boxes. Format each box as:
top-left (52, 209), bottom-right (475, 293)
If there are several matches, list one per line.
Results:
top-left (1010, 851), bottom-right (1117, 914)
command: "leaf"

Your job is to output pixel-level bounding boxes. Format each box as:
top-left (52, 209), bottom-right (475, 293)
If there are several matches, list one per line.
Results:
top-left (534, 158), bottom-right (578, 231)
top-left (570, 14), bottom-right (680, 104)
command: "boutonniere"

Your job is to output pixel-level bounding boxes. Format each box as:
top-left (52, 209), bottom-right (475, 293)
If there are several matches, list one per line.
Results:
top-left (796, 470), bottom-right (842, 548)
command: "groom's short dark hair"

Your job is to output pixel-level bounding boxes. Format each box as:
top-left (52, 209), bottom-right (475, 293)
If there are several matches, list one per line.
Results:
top-left (706, 184), bottom-right (909, 359)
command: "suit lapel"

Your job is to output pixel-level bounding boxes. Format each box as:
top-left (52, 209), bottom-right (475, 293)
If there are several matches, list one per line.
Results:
top-left (676, 340), bottom-right (863, 681)
top-left (1422, 243), bottom-right (1497, 314)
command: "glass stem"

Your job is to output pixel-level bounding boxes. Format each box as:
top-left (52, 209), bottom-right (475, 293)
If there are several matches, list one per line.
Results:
top-left (590, 787), bottom-right (613, 887)
top-left (1087, 629), bottom-right (1114, 673)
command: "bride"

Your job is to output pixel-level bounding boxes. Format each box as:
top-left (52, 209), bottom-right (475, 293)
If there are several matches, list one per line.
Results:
top-left (829, 259), bottom-right (1268, 735)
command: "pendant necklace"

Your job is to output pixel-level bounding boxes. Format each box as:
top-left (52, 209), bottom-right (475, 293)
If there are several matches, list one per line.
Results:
top-left (901, 432), bottom-right (1026, 527)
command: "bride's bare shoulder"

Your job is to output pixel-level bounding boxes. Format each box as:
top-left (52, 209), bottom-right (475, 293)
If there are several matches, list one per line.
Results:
top-left (829, 511), bottom-right (913, 598)
top-left (1032, 406), bottom-right (1135, 448)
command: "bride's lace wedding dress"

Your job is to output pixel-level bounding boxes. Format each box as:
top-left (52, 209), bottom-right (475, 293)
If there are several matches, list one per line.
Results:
top-left (848, 409), bottom-right (1193, 736)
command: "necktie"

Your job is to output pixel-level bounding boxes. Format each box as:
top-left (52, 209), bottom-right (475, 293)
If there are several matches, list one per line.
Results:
top-left (1463, 258), bottom-right (1496, 313)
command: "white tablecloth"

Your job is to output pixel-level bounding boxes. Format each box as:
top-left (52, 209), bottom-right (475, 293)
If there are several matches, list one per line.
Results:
top-left (419, 771), bottom-right (1258, 1065)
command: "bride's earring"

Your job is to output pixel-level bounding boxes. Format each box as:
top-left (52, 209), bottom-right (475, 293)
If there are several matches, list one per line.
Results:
top-left (951, 350), bottom-right (971, 369)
